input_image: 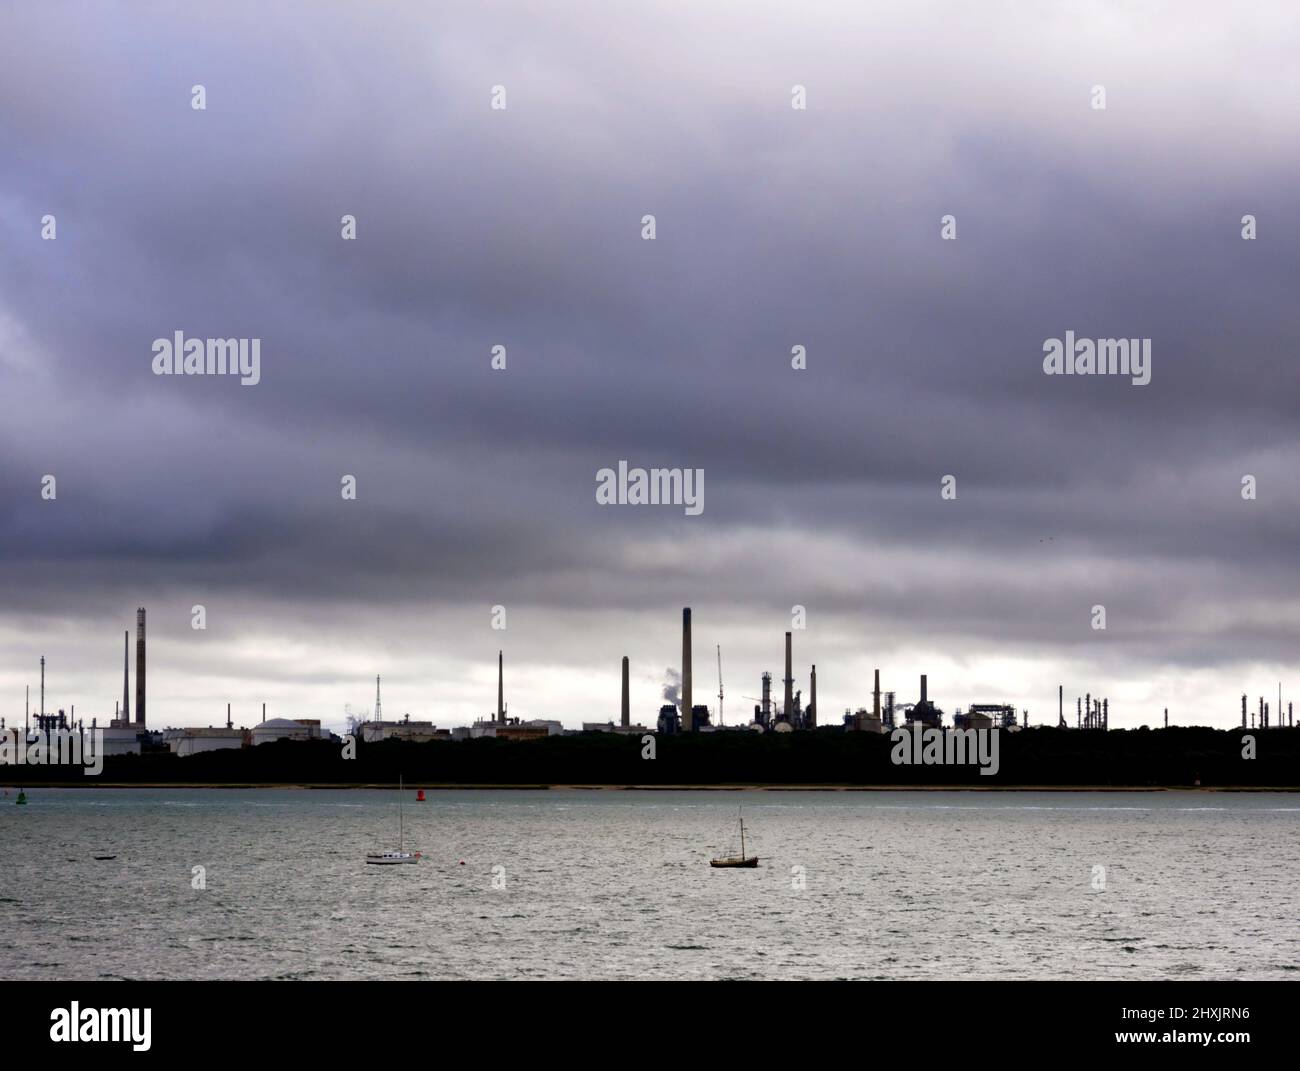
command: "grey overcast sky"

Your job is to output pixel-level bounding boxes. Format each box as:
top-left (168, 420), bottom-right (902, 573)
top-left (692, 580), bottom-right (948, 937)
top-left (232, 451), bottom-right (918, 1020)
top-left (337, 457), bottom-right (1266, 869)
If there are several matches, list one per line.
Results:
top-left (2, 1), bottom-right (1298, 731)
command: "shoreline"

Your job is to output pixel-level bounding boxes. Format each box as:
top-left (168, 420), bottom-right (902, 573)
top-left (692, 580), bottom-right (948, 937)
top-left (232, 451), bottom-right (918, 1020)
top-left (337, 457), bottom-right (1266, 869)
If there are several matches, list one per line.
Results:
top-left (6, 782), bottom-right (1299, 792)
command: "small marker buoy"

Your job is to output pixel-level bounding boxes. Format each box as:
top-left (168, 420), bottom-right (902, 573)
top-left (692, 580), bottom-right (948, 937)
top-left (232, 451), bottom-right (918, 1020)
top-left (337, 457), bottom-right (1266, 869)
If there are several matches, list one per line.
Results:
top-left (459, 860), bottom-right (465, 865)
top-left (416, 789), bottom-right (426, 802)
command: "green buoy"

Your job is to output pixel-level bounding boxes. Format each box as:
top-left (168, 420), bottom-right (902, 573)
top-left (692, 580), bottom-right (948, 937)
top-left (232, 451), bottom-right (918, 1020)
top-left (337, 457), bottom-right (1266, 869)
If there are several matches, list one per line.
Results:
top-left (15, 790), bottom-right (27, 805)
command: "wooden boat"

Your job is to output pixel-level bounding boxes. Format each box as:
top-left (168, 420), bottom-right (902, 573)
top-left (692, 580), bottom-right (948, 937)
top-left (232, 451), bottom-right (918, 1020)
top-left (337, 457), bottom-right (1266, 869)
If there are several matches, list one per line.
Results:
top-left (710, 812), bottom-right (758, 868)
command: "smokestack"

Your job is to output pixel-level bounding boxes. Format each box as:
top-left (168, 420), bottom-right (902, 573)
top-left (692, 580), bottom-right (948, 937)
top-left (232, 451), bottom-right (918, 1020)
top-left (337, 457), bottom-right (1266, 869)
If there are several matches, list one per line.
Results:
top-left (783, 631), bottom-right (793, 724)
top-left (226, 703), bottom-right (232, 730)
top-left (809, 665), bottom-right (817, 729)
top-left (1058, 685), bottom-right (1063, 727)
top-left (40, 656), bottom-right (45, 720)
top-left (1103, 698), bottom-right (1108, 731)
top-left (873, 669), bottom-right (881, 720)
top-left (920, 673), bottom-right (928, 707)
top-left (761, 672), bottom-right (771, 724)
top-left (1163, 707), bottom-right (1168, 729)
top-left (1242, 694), bottom-right (1247, 729)
top-left (123, 630), bottom-right (130, 723)
top-left (262, 702), bottom-right (266, 720)
top-left (134, 607), bottom-right (146, 729)
top-left (682, 608), bottom-right (693, 732)
top-left (621, 656), bottom-right (629, 728)
top-left (25, 685), bottom-right (29, 735)
top-left (497, 650), bottom-right (504, 723)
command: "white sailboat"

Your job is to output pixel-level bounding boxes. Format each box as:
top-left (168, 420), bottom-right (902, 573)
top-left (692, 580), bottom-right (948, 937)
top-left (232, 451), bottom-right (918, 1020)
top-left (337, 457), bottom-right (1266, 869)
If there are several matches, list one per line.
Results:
top-left (366, 776), bottom-right (421, 865)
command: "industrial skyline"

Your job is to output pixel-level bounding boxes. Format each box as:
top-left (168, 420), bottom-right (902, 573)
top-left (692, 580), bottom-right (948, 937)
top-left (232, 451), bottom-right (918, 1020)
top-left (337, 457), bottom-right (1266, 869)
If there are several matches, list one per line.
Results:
top-left (3, 3), bottom-right (1299, 731)
top-left (6, 603), bottom-right (1294, 739)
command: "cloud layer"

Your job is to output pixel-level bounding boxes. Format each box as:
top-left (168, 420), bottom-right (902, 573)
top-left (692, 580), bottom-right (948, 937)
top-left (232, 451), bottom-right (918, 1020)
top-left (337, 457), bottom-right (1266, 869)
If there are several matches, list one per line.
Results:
top-left (2, 2), bottom-right (1298, 730)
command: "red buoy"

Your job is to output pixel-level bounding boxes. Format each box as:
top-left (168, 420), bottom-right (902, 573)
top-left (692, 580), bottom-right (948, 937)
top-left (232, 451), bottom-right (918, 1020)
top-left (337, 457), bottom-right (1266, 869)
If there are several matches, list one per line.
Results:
top-left (416, 789), bottom-right (426, 801)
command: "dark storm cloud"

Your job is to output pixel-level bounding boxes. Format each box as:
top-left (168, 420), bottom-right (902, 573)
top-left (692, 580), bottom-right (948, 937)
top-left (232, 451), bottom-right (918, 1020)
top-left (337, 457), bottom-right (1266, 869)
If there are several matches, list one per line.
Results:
top-left (2, 1), bottom-right (1298, 726)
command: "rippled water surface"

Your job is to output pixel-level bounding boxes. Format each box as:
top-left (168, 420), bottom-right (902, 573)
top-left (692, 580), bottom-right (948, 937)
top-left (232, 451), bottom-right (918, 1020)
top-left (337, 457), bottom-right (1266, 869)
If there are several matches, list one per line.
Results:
top-left (1, 788), bottom-right (1297, 979)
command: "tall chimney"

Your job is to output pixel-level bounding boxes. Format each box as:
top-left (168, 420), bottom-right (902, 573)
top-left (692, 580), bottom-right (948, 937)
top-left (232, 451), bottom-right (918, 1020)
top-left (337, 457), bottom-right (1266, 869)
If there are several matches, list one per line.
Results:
top-left (122, 630), bottom-right (130, 723)
top-left (40, 656), bottom-right (45, 720)
top-left (1241, 694), bottom-right (1247, 729)
top-left (621, 656), bottom-right (630, 728)
top-left (920, 673), bottom-right (928, 707)
top-left (135, 607), bottom-right (146, 728)
top-left (1058, 685), bottom-right (1063, 727)
top-left (226, 703), bottom-right (232, 730)
top-left (873, 669), bottom-right (881, 720)
top-left (1103, 697), bottom-right (1108, 730)
top-left (25, 684), bottom-right (29, 735)
top-left (497, 650), bottom-right (504, 723)
top-left (761, 672), bottom-right (771, 724)
top-left (783, 631), bottom-right (793, 724)
top-left (808, 665), bottom-right (817, 729)
top-left (682, 608), bottom-right (693, 732)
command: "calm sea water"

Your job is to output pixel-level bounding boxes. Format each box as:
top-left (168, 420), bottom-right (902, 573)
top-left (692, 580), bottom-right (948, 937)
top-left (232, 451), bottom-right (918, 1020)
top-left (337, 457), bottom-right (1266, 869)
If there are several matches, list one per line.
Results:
top-left (1, 788), bottom-right (1296, 980)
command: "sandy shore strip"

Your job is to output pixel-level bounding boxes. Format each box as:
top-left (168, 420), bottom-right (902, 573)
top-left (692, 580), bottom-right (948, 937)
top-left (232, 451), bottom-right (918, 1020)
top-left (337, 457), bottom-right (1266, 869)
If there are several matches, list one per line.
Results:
top-left (5, 782), bottom-right (1298, 792)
